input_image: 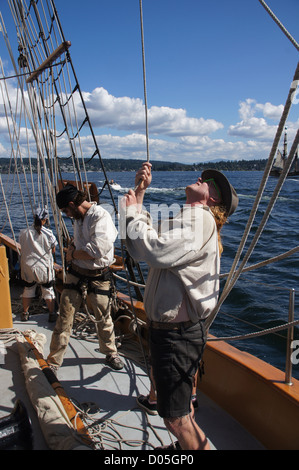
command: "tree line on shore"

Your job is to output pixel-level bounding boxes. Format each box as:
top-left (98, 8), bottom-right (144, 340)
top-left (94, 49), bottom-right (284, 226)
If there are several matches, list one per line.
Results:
top-left (0, 157), bottom-right (268, 174)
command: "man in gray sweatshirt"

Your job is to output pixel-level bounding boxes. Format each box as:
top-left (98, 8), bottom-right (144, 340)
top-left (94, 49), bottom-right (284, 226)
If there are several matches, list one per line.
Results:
top-left (123, 162), bottom-right (238, 450)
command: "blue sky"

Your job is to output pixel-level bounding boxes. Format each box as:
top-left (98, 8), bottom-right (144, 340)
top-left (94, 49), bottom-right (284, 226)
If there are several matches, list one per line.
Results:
top-left (0, 0), bottom-right (298, 163)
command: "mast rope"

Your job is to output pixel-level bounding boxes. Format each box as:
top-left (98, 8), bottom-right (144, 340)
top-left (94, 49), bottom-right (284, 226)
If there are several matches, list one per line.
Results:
top-left (258, 0), bottom-right (299, 52)
top-left (0, 59), bottom-right (68, 80)
top-left (0, 61), bottom-right (33, 228)
top-left (139, 0), bottom-right (150, 163)
top-left (220, 245), bottom-right (299, 278)
top-left (114, 0), bottom-right (153, 385)
top-left (205, 62), bottom-right (299, 330)
top-left (207, 318), bottom-right (299, 342)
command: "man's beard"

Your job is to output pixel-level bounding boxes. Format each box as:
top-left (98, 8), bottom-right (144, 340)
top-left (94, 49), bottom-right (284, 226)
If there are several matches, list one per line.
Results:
top-left (71, 206), bottom-right (82, 220)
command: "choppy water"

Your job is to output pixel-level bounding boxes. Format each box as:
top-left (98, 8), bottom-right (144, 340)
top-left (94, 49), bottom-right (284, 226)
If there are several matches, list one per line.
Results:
top-left (1, 169), bottom-right (298, 378)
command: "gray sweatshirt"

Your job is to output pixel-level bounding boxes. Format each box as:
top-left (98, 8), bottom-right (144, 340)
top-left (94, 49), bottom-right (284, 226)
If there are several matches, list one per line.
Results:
top-left (125, 204), bottom-right (219, 323)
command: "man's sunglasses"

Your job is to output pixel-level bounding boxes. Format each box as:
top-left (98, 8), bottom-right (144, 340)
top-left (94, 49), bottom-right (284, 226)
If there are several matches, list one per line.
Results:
top-left (203, 178), bottom-right (222, 200)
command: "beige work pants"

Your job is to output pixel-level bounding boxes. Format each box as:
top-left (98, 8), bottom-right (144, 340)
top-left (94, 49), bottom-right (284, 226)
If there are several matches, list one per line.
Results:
top-left (47, 273), bottom-right (117, 367)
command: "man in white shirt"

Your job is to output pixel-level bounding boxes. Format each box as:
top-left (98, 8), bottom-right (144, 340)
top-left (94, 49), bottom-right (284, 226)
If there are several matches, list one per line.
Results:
top-left (47, 184), bottom-right (124, 371)
top-left (19, 207), bottom-right (57, 322)
top-left (123, 162), bottom-right (238, 450)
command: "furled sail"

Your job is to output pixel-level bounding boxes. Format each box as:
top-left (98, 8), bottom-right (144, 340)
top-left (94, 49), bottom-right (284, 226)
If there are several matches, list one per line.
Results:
top-left (272, 149), bottom-right (285, 170)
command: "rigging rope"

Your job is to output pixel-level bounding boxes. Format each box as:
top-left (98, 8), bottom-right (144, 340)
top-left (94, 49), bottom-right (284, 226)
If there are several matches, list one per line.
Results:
top-left (139, 0), bottom-right (150, 163)
top-left (207, 319), bottom-right (299, 343)
top-left (205, 62), bottom-right (299, 330)
top-left (115, 0), bottom-right (153, 388)
top-left (258, 0), bottom-right (299, 52)
top-left (207, 1), bottom-right (299, 330)
top-left (220, 245), bottom-right (299, 278)
top-left (133, 0), bottom-right (150, 193)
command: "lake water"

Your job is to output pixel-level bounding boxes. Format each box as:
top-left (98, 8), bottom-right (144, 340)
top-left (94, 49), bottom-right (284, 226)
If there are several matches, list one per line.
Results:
top-left (1, 169), bottom-right (298, 378)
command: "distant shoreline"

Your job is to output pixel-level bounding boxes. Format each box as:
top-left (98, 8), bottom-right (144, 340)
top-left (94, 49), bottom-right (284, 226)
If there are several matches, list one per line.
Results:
top-left (0, 157), bottom-right (267, 174)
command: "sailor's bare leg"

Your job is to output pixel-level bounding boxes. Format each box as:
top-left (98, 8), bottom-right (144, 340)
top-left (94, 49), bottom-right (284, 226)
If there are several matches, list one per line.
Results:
top-left (164, 413), bottom-right (210, 450)
top-left (22, 297), bottom-right (31, 314)
top-left (45, 298), bottom-right (55, 314)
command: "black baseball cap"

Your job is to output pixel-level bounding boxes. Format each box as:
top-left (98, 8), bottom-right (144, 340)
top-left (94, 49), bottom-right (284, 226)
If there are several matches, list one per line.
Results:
top-left (56, 184), bottom-right (79, 209)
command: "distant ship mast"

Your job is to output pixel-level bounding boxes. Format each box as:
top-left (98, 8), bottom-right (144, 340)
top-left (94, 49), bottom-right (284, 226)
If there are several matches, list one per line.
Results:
top-left (270, 127), bottom-right (299, 177)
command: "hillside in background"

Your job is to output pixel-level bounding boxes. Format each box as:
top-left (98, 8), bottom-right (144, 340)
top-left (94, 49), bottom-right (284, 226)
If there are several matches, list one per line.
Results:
top-left (0, 157), bottom-right (267, 173)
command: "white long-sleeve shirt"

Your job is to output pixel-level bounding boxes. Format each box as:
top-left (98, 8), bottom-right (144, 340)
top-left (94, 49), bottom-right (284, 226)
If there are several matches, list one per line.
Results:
top-left (19, 225), bottom-right (57, 284)
top-left (72, 203), bottom-right (117, 270)
top-left (125, 204), bottom-right (220, 323)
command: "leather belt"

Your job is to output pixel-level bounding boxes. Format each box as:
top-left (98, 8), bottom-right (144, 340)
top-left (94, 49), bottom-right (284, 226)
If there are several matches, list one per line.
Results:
top-left (150, 320), bottom-right (195, 330)
top-left (70, 263), bottom-right (109, 278)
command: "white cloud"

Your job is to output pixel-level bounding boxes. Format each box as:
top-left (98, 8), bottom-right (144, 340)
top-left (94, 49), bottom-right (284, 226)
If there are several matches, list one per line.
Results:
top-left (0, 116), bottom-right (10, 132)
top-left (0, 141), bottom-right (6, 156)
top-left (148, 106), bottom-right (223, 136)
top-left (229, 116), bottom-right (277, 140)
top-left (228, 98), bottom-right (288, 142)
top-left (1, 82), bottom-right (297, 164)
top-left (88, 133), bottom-right (265, 163)
top-left (80, 87), bottom-right (223, 137)
top-left (81, 88), bottom-right (144, 129)
top-left (238, 99), bottom-right (257, 120)
top-left (72, 91), bottom-right (296, 161)
top-left (236, 98), bottom-right (284, 122)
top-left (256, 102), bottom-right (284, 119)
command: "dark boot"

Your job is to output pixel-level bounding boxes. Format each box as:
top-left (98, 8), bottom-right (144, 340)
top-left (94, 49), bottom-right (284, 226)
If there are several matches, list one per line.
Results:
top-left (0, 400), bottom-right (33, 450)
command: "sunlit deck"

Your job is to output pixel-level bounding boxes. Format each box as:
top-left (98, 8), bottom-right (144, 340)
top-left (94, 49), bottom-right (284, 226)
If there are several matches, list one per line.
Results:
top-left (0, 291), bottom-right (264, 451)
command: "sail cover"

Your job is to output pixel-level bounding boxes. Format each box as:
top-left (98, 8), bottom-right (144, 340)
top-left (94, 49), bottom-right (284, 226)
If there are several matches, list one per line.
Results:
top-left (16, 331), bottom-right (91, 450)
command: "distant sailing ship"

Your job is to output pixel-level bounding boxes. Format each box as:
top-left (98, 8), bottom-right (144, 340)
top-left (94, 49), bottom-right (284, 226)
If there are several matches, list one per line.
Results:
top-left (270, 128), bottom-right (299, 177)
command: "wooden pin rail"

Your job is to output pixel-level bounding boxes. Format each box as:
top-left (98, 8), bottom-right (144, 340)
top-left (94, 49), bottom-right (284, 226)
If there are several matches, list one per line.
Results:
top-left (26, 41), bottom-right (71, 84)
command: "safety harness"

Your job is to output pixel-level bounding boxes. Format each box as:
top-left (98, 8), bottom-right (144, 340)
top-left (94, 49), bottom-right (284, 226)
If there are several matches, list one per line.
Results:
top-left (64, 264), bottom-right (113, 298)
top-left (22, 279), bottom-right (55, 288)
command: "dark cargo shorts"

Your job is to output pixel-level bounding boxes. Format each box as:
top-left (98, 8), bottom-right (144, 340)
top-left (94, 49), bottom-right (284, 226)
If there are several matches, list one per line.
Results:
top-left (149, 321), bottom-right (206, 418)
